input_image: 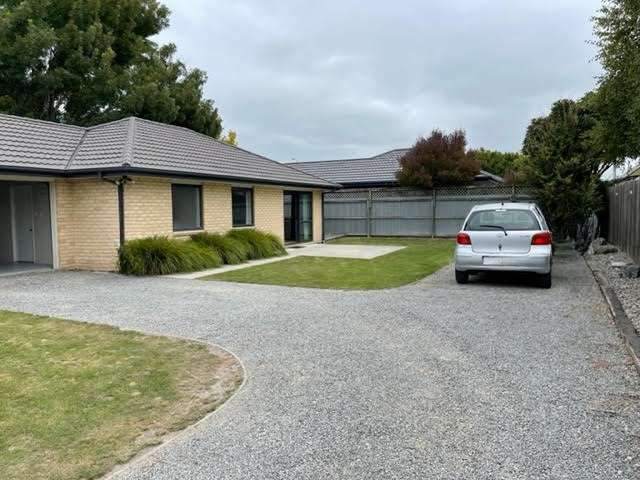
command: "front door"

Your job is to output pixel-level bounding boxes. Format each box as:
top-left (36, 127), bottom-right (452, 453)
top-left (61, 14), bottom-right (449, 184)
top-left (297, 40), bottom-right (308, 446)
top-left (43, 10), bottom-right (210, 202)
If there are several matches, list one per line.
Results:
top-left (11, 185), bottom-right (35, 263)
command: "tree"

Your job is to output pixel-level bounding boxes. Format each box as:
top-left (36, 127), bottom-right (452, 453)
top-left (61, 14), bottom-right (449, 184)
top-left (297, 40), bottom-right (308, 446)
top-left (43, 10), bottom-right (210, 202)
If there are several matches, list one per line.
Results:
top-left (469, 148), bottom-right (527, 178)
top-left (592, 0), bottom-right (640, 161)
top-left (397, 130), bottom-right (479, 189)
top-left (222, 129), bottom-right (237, 146)
top-left (0, 0), bottom-right (222, 138)
top-left (523, 99), bottom-right (604, 238)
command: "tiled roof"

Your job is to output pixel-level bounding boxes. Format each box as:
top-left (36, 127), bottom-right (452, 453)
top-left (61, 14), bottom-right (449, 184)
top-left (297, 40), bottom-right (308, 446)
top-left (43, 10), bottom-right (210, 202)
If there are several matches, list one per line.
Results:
top-left (288, 148), bottom-right (503, 185)
top-left (0, 114), bottom-right (336, 188)
top-left (288, 149), bottom-right (410, 185)
top-left (0, 114), bottom-right (86, 170)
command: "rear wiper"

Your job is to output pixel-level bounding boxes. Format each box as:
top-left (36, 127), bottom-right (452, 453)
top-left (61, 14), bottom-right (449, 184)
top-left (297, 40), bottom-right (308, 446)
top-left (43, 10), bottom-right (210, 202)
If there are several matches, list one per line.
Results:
top-left (479, 224), bottom-right (508, 236)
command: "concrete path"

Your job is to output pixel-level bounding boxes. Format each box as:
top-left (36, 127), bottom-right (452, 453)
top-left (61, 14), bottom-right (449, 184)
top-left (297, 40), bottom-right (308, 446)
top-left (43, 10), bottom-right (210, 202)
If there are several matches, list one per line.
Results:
top-left (0, 247), bottom-right (638, 479)
top-left (168, 243), bottom-right (405, 279)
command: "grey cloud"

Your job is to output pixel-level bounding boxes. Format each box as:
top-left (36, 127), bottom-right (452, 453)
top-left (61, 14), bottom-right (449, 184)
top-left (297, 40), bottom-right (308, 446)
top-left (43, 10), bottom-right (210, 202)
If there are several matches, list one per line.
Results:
top-left (156, 0), bottom-right (602, 161)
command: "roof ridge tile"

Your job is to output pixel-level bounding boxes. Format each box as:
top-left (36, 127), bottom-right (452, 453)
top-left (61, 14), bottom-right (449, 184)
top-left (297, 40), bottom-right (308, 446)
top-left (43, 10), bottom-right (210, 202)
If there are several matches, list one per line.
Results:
top-left (65, 128), bottom-right (90, 170)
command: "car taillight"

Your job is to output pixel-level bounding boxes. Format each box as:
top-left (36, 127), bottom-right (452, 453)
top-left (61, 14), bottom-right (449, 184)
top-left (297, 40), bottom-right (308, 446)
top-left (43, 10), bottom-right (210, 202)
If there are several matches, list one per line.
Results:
top-left (457, 233), bottom-right (472, 245)
top-left (531, 231), bottom-right (552, 245)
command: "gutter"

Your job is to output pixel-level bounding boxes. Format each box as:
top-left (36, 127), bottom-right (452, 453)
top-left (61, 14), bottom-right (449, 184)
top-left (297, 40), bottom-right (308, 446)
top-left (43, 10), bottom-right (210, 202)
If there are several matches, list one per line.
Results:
top-left (0, 166), bottom-right (339, 190)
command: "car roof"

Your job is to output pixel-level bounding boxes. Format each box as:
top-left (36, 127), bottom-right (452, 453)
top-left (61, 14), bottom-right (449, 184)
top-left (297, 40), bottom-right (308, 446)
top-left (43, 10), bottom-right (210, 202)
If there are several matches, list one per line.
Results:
top-left (469, 202), bottom-right (538, 212)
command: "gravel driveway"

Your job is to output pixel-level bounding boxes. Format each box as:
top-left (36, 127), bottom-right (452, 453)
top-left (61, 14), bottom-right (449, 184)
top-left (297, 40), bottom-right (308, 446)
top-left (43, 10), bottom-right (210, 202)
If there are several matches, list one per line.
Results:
top-left (1, 246), bottom-right (639, 479)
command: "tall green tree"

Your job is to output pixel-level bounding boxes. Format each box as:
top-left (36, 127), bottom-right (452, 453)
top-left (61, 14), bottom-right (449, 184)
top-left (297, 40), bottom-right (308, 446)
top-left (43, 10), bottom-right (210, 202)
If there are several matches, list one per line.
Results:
top-left (0, 0), bottom-right (222, 137)
top-left (593, 0), bottom-right (640, 161)
top-left (469, 148), bottom-right (526, 178)
top-left (396, 130), bottom-right (480, 189)
top-left (523, 98), bottom-right (604, 238)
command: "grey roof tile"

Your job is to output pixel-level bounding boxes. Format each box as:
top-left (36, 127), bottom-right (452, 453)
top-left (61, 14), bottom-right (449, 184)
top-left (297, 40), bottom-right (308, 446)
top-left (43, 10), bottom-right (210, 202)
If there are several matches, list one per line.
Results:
top-left (0, 115), bottom-right (85, 170)
top-left (288, 149), bottom-right (410, 185)
top-left (0, 114), bottom-right (335, 188)
top-left (289, 148), bottom-right (503, 185)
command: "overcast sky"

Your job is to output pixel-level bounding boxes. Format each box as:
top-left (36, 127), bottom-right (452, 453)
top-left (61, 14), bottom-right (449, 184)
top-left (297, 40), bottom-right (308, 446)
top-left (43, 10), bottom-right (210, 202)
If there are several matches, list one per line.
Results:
top-left (156, 0), bottom-right (602, 162)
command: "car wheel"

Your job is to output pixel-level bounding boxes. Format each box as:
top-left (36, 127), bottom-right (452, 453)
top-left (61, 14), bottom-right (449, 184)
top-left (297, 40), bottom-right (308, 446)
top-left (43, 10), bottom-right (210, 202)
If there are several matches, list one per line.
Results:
top-left (537, 272), bottom-right (552, 289)
top-left (455, 269), bottom-right (469, 284)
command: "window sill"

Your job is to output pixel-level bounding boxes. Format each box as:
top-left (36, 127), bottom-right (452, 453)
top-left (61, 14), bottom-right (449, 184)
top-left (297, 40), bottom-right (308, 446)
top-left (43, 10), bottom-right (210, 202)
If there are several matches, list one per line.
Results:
top-left (232, 225), bottom-right (255, 229)
top-left (173, 229), bottom-right (205, 237)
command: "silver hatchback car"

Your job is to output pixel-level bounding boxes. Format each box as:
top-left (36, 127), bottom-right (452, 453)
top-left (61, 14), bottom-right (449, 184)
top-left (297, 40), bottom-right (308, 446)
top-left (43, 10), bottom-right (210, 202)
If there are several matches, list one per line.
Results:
top-left (454, 202), bottom-right (553, 288)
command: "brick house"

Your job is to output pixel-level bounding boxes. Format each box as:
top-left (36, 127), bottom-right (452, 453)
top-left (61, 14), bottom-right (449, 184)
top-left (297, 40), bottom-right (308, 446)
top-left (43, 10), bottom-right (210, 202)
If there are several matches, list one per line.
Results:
top-left (0, 114), bottom-right (336, 272)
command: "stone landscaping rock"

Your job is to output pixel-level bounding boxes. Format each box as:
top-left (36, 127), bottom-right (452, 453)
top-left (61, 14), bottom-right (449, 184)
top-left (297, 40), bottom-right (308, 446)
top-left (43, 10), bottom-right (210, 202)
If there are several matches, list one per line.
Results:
top-left (622, 265), bottom-right (640, 279)
top-left (593, 244), bottom-right (619, 255)
top-left (592, 237), bottom-right (607, 247)
top-left (611, 261), bottom-right (632, 268)
top-left (587, 249), bottom-right (640, 335)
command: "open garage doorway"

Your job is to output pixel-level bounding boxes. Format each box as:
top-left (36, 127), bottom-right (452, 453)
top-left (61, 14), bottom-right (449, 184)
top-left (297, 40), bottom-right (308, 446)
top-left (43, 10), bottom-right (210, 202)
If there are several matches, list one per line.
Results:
top-left (0, 181), bottom-right (53, 275)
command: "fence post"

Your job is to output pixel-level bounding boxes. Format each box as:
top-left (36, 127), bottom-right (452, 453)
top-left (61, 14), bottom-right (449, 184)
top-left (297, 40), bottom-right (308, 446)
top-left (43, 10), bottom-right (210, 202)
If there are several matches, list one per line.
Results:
top-left (431, 188), bottom-right (437, 238)
top-left (367, 189), bottom-right (372, 237)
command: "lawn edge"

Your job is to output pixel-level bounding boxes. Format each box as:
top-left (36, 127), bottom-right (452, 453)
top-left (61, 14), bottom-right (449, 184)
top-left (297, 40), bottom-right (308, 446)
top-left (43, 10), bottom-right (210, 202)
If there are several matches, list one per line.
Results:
top-left (585, 258), bottom-right (640, 375)
top-left (204, 259), bottom-right (455, 292)
top-left (82, 328), bottom-right (248, 479)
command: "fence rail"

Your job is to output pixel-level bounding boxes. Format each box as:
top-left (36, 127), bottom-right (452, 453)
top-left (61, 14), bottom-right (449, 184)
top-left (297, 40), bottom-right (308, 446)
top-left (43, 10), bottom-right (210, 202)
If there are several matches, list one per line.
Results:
top-left (608, 177), bottom-right (640, 263)
top-left (323, 186), bottom-right (535, 238)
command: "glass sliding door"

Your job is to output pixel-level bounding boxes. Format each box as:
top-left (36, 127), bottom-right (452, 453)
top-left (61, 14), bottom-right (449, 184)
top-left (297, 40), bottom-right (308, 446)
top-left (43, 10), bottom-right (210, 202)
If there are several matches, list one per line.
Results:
top-left (284, 193), bottom-right (294, 242)
top-left (283, 191), bottom-right (313, 243)
top-left (298, 192), bottom-right (312, 242)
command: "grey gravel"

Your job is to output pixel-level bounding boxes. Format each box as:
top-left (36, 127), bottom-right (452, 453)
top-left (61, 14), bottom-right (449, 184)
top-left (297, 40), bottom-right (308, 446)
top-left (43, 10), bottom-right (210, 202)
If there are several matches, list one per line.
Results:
top-left (587, 249), bottom-right (640, 335)
top-left (1, 246), bottom-right (639, 479)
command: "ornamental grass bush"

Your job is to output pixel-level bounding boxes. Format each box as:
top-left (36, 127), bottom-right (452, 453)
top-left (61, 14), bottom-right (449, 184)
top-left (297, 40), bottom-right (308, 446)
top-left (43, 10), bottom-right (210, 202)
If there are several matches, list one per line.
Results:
top-left (119, 236), bottom-right (222, 276)
top-left (226, 229), bottom-right (287, 259)
top-left (190, 232), bottom-right (249, 264)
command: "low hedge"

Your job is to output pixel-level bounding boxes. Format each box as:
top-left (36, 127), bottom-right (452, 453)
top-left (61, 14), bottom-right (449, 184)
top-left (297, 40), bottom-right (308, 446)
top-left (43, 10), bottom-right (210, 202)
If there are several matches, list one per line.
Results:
top-left (119, 236), bottom-right (222, 276)
top-left (190, 232), bottom-right (249, 264)
top-left (119, 229), bottom-right (288, 275)
top-left (226, 229), bottom-right (287, 259)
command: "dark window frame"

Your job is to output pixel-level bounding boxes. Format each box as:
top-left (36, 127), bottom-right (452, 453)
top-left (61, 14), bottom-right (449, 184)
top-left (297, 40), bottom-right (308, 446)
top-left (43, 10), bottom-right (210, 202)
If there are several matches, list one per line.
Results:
top-left (232, 187), bottom-right (255, 228)
top-left (171, 183), bottom-right (204, 232)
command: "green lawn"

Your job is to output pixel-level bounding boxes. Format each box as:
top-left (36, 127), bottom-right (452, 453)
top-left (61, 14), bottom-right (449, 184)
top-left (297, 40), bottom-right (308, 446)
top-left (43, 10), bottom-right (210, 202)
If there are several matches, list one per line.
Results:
top-left (205, 237), bottom-right (454, 289)
top-left (0, 311), bottom-right (242, 480)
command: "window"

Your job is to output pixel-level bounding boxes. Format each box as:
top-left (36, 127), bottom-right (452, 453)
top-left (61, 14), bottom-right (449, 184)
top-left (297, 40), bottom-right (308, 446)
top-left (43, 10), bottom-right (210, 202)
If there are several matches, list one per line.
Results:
top-left (465, 209), bottom-right (540, 231)
top-left (232, 187), bottom-right (253, 227)
top-left (172, 184), bottom-right (202, 231)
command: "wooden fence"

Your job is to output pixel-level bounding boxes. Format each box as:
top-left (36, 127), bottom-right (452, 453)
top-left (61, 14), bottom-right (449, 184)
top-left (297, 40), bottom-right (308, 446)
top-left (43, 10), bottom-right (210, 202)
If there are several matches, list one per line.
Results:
top-left (608, 176), bottom-right (640, 263)
top-left (323, 186), bottom-right (535, 238)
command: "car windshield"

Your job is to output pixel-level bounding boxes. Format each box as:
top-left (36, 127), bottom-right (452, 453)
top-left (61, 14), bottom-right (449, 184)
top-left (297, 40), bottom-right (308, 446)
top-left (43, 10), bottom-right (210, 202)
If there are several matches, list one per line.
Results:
top-left (465, 209), bottom-right (540, 231)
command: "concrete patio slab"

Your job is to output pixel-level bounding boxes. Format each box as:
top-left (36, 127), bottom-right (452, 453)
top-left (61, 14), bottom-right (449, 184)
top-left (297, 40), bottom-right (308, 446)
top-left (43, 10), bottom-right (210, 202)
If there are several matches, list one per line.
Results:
top-left (293, 243), bottom-right (405, 259)
top-left (167, 243), bottom-right (405, 279)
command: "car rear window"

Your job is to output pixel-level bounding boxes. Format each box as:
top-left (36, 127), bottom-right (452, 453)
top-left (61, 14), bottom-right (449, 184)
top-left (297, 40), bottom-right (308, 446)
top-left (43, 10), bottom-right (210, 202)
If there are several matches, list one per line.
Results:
top-left (465, 209), bottom-right (540, 231)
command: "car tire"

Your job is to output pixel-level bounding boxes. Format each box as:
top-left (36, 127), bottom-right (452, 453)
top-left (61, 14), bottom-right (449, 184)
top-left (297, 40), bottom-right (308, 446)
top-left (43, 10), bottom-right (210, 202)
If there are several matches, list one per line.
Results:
top-left (455, 270), bottom-right (469, 284)
top-left (537, 272), bottom-right (552, 289)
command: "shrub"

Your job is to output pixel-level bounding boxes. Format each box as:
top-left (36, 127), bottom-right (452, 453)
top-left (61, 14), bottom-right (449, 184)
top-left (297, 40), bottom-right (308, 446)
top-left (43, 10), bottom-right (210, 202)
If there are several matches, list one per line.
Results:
top-left (191, 232), bottom-right (249, 264)
top-left (226, 229), bottom-right (287, 259)
top-left (119, 236), bottom-right (221, 276)
top-left (396, 129), bottom-right (480, 189)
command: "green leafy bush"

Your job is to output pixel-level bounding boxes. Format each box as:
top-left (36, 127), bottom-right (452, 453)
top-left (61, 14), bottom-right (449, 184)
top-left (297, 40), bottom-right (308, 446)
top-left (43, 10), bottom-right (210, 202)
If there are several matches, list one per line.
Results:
top-left (226, 229), bottom-right (287, 259)
top-left (119, 236), bottom-right (221, 276)
top-left (190, 232), bottom-right (249, 264)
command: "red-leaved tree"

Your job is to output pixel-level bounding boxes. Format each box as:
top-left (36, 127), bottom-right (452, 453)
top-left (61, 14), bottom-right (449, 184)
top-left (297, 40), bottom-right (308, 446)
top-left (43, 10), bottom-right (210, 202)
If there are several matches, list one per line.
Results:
top-left (396, 130), bottom-right (480, 189)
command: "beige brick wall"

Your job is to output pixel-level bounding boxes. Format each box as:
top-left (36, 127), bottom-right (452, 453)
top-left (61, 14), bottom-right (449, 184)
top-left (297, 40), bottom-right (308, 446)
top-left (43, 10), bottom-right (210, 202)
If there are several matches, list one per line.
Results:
top-left (54, 179), bottom-right (119, 271)
top-left (53, 177), bottom-right (324, 271)
top-left (313, 190), bottom-right (323, 242)
top-left (123, 178), bottom-right (233, 239)
top-left (253, 187), bottom-right (284, 240)
top-left (124, 178), bottom-right (172, 239)
top-left (203, 183), bottom-right (232, 232)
